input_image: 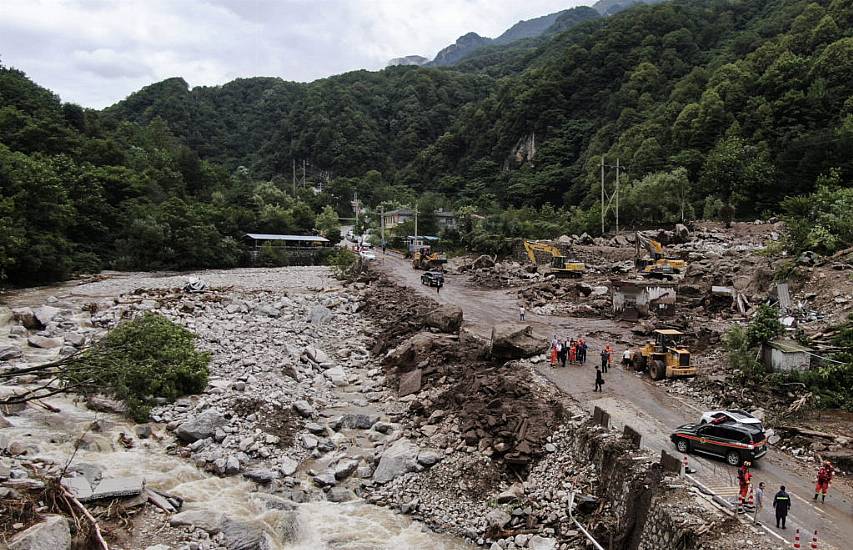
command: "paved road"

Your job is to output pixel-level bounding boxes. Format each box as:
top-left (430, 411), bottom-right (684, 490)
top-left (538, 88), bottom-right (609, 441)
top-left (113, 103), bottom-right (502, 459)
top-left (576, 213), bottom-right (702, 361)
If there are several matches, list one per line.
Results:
top-left (377, 253), bottom-right (851, 549)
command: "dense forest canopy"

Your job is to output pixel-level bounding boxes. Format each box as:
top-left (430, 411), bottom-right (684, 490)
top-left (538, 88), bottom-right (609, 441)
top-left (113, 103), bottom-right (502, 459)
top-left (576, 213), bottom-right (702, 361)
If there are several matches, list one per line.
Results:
top-left (1, 0), bottom-right (851, 285)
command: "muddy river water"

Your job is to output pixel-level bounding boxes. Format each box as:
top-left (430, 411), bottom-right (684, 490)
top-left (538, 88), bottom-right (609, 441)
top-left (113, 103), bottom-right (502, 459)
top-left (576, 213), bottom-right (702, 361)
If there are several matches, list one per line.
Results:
top-left (0, 271), bottom-right (470, 549)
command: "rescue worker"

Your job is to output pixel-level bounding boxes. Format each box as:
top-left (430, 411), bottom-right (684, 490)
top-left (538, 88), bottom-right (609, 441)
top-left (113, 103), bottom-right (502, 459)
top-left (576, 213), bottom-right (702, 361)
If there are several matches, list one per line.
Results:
top-left (594, 367), bottom-right (604, 392)
top-left (549, 338), bottom-right (558, 367)
top-left (814, 460), bottom-right (833, 502)
top-left (600, 348), bottom-right (608, 372)
top-left (753, 481), bottom-right (765, 526)
top-left (737, 461), bottom-right (752, 514)
top-left (773, 485), bottom-right (791, 529)
top-left (562, 337), bottom-right (570, 367)
top-left (569, 340), bottom-right (577, 364)
top-left (604, 344), bottom-right (613, 371)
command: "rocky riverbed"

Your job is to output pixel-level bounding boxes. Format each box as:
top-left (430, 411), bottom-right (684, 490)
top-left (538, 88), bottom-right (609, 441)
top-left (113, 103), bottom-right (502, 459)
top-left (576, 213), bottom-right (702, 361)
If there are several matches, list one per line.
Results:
top-left (1, 267), bottom-right (472, 549)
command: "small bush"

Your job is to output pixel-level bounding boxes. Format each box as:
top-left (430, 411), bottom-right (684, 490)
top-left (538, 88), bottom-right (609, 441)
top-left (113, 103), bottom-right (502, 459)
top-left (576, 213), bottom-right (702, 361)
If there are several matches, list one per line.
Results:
top-left (62, 313), bottom-right (210, 421)
top-left (723, 324), bottom-right (765, 382)
top-left (326, 247), bottom-right (359, 277)
top-left (746, 305), bottom-right (783, 348)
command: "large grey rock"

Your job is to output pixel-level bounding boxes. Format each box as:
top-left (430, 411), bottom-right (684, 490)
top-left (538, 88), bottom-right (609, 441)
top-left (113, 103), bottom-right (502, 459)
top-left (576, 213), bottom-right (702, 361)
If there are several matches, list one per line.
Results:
top-left (33, 306), bottom-right (61, 327)
top-left (373, 438), bottom-right (419, 484)
top-left (175, 409), bottom-right (227, 442)
top-left (64, 332), bottom-right (86, 347)
top-left (324, 366), bottom-right (348, 386)
top-left (291, 400), bottom-right (315, 418)
top-left (27, 335), bottom-right (63, 349)
top-left (489, 323), bottom-right (541, 359)
top-left (398, 369), bottom-right (422, 397)
top-left (422, 304), bottom-right (463, 333)
top-left (307, 305), bottom-right (333, 324)
top-left (244, 469), bottom-right (279, 484)
top-left (170, 510), bottom-right (225, 533)
top-left (0, 345), bottom-right (23, 361)
top-left (416, 449), bottom-right (441, 466)
top-left (338, 413), bottom-right (379, 430)
top-left (334, 459), bottom-right (359, 480)
top-left (485, 508), bottom-right (511, 530)
top-left (312, 471), bottom-right (336, 487)
top-left (225, 456), bottom-right (241, 475)
top-left (85, 395), bottom-right (127, 414)
top-left (304, 346), bottom-right (332, 366)
top-left (528, 535), bottom-right (557, 550)
top-left (221, 517), bottom-right (275, 550)
top-left (384, 332), bottom-right (453, 367)
top-left (674, 223), bottom-right (690, 242)
top-left (11, 307), bottom-right (38, 330)
top-left (8, 515), bottom-right (70, 550)
top-left (254, 304), bottom-right (281, 318)
top-left (279, 457), bottom-right (299, 476)
top-left (327, 487), bottom-right (356, 502)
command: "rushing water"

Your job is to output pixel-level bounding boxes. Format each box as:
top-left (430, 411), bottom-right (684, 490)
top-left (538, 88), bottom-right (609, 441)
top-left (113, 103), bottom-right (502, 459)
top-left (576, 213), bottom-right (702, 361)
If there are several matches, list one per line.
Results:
top-left (1, 395), bottom-right (470, 549)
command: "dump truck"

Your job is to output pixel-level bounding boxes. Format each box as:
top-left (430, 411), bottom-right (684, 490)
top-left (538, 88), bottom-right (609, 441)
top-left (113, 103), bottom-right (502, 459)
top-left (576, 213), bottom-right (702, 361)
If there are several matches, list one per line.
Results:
top-left (635, 233), bottom-right (687, 280)
top-left (523, 240), bottom-right (585, 278)
top-left (632, 329), bottom-right (695, 380)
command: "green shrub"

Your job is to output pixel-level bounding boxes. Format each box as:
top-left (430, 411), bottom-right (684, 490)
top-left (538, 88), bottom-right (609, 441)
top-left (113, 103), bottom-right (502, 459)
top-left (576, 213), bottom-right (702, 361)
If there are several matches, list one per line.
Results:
top-left (326, 247), bottom-right (359, 277)
top-left (746, 305), bottom-right (783, 348)
top-left (723, 324), bottom-right (765, 382)
top-left (63, 313), bottom-right (210, 421)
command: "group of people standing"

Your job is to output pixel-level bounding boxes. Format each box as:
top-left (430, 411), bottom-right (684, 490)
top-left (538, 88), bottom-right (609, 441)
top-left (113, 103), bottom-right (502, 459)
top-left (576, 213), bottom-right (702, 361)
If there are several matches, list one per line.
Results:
top-left (547, 336), bottom-right (618, 393)
top-left (549, 335), bottom-right (588, 368)
top-left (737, 460), bottom-right (834, 530)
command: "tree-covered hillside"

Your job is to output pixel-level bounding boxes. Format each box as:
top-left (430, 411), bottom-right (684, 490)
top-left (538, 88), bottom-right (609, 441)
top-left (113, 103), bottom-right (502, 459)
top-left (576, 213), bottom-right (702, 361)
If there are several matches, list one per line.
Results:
top-left (2, 0), bottom-right (851, 285)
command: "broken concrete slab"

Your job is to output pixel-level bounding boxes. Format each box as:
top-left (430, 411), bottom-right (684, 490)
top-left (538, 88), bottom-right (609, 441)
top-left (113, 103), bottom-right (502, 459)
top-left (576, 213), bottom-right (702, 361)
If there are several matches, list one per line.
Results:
top-left (61, 476), bottom-right (144, 502)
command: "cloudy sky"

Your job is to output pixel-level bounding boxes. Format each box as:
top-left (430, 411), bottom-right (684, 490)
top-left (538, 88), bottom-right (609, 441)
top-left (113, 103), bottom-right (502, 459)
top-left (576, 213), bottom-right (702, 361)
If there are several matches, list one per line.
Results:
top-left (1, 0), bottom-right (590, 109)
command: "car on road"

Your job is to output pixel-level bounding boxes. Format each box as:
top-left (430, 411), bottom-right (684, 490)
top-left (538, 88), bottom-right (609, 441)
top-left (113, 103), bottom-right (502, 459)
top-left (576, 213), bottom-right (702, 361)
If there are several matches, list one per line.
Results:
top-left (700, 409), bottom-right (763, 430)
top-left (671, 422), bottom-right (768, 466)
top-left (359, 250), bottom-right (377, 261)
top-left (421, 271), bottom-right (444, 287)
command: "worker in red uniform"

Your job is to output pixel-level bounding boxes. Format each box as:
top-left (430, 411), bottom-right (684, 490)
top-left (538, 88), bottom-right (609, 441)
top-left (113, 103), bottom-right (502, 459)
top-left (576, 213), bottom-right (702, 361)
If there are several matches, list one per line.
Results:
top-left (814, 461), bottom-right (833, 502)
top-left (737, 461), bottom-right (752, 513)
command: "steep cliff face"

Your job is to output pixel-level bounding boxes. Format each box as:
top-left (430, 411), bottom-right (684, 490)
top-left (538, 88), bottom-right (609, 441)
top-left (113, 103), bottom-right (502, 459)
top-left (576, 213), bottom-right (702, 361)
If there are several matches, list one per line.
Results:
top-left (430, 32), bottom-right (492, 67)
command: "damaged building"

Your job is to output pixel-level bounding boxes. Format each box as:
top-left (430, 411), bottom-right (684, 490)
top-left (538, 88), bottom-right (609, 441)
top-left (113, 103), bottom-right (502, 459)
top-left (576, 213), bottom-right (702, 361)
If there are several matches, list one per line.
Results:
top-left (612, 280), bottom-right (678, 320)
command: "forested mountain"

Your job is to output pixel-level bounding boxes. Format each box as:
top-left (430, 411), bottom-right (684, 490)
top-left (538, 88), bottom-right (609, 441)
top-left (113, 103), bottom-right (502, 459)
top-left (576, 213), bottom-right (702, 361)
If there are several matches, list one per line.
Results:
top-left (592, 0), bottom-right (665, 16)
top-left (423, 6), bottom-right (599, 67)
top-left (2, 0), bottom-right (851, 285)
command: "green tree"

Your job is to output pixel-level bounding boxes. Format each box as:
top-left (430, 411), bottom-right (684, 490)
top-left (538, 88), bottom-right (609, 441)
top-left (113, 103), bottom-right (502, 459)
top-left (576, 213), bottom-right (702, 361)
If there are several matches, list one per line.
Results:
top-left (315, 205), bottom-right (341, 240)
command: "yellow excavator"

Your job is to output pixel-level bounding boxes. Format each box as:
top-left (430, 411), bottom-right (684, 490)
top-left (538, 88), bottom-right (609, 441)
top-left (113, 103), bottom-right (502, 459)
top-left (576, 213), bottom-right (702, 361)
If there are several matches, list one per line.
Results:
top-left (523, 240), bottom-right (585, 278)
top-left (412, 246), bottom-right (448, 271)
top-left (635, 233), bottom-right (687, 280)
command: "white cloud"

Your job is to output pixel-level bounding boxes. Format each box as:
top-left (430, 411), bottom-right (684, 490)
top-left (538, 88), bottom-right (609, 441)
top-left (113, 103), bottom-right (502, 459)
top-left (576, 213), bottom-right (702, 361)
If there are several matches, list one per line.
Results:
top-left (0, 0), bottom-right (589, 108)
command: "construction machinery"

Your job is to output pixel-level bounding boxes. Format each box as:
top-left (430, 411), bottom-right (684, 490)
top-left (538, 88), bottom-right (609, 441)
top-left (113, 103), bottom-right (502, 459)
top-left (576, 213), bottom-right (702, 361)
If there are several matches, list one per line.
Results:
top-left (632, 329), bottom-right (695, 380)
top-left (412, 246), bottom-right (448, 271)
top-left (635, 233), bottom-right (687, 280)
top-left (523, 240), bottom-right (585, 278)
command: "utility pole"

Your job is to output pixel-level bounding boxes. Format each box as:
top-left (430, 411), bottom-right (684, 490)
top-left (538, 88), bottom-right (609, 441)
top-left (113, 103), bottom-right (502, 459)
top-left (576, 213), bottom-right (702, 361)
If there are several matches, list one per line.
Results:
top-left (414, 203), bottom-right (419, 248)
top-left (292, 159), bottom-right (296, 196)
top-left (354, 191), bottom-right (359, 239)
top-left (600, 156), bottom-right (605, 235)
top-left (379, 205), bottom-right (385, 247)
top-left (615, 158), bottom-right (620, 234)
top-left (302, 159), bottom-right (306, 187)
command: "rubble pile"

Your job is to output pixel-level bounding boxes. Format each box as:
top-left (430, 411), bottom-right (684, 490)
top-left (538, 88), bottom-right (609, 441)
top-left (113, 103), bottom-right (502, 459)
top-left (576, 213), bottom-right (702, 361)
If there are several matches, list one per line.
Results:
top-left (518, 280), bottom-right (611, 318)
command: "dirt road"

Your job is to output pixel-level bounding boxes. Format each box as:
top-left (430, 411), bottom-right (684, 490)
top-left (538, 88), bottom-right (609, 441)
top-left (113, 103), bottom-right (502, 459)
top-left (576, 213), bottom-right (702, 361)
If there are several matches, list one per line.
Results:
top-left (377, 252), bottom-right (851, 549)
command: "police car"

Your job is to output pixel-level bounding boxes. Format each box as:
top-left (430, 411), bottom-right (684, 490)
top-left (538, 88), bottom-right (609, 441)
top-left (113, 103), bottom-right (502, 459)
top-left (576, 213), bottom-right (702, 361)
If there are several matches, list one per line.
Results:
top-left (670, 421), bottom-right (768, 466)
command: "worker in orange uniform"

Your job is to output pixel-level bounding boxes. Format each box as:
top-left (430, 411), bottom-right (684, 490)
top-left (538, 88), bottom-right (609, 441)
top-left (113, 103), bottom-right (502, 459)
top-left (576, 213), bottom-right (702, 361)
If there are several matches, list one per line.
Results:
top-left (814, 461), bottom-right (833, 503)
top-left (737, 461), bottom-right (752, 513)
